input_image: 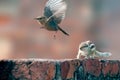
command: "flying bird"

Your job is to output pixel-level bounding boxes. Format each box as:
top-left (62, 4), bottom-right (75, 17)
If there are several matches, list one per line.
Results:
top-left (35, 0), bottom-right (69, 36)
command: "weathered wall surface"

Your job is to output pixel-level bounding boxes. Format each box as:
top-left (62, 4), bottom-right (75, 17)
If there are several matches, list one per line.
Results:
top-left (0, 59), bottom-right (120, 80)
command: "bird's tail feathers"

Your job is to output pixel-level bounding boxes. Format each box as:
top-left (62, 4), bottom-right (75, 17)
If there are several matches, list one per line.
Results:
top-left (58, 26), bottom-right (69, 36)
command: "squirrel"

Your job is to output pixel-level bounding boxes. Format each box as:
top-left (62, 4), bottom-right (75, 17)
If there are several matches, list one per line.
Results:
top-left (77, 40), bottom-right (112, 59)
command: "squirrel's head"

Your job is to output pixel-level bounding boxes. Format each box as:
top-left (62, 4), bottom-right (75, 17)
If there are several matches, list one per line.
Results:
top-left (79, 40), bottom-right (96, 53)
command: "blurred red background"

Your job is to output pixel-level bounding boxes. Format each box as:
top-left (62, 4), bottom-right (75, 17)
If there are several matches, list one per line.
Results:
top-left (0, 0), bottom-right (120, 59)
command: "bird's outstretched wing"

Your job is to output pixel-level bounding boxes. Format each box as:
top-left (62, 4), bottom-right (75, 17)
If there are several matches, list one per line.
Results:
top-left (44, 0), bottom-right (67, 24)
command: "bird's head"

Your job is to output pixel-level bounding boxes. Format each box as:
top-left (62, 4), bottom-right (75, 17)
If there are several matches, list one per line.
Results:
top-left (79, 40), bottom-right (96, 53)
top-left (34, 16), bottom-right (46, 24)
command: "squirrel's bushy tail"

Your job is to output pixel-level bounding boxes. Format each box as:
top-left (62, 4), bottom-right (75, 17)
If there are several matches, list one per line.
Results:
top-left (96, 51), bottom-right (112, 58)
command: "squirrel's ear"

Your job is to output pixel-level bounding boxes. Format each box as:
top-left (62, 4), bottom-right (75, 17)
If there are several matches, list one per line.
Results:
top-left (79, 42), bottom-right (86, 49)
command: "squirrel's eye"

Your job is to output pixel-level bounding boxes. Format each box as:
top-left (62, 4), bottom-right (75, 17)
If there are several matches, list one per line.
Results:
top-left (80, 45), bottom-right (88, 50)
top-left (90, 45), bottom-right (95, 49)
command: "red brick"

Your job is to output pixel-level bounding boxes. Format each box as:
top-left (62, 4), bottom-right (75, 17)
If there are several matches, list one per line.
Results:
top-left (61, 61), bottom-right (70, 79)
top-left (60, 59), bottom-right (80, 79)
top-left (83, 59), bottom-right (101, 76)
top-left (12, 61), bottom-right (31, 79)
top-left (29, 61), bottom-right (55, 80)
top-left (102, 61), bottom-right (119, 77)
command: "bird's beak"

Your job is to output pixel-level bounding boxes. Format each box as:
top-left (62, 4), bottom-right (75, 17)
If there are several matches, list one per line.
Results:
top-left (34, 18), bottom-right (38, 20)
top-left (34, 17), bottom-right (41, 20)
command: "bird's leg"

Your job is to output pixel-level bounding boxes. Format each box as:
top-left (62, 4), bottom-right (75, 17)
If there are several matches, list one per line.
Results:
top-left (53, 31), bottom-right (57, 39)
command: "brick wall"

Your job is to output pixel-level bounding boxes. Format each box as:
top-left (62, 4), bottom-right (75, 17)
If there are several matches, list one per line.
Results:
top-left (0, 59), bottom-right (120, 80)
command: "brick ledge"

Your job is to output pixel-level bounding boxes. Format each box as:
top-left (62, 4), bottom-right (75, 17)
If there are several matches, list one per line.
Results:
top-left (0, 59), bottom-right (120, 80)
